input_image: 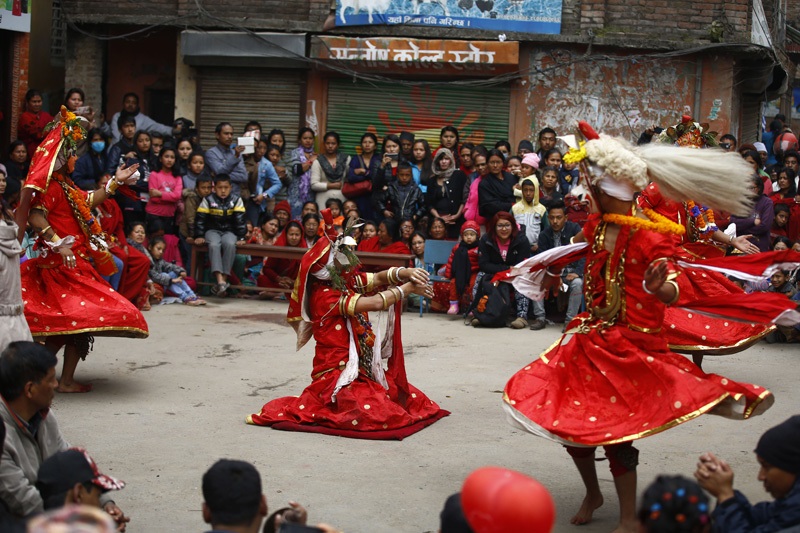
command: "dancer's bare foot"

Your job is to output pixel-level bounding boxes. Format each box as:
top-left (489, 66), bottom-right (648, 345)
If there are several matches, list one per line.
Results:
top-left (570, 493), bottom-right (603, 525)
top-left (57, 380), bottom-right (93, 393)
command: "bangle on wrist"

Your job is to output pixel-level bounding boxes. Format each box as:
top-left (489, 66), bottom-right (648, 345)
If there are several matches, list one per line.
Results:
top-left (396, 284), bottom-right (405, 299)
top-left (664, 280), bottom-right (680, 305)
top-left (544, 269), bottom-right (561, 278)
top-left (378, 291), bottom-right (389, 310)
top-left (37, 225), bottom-right (52, 237)
top-left (642, 279), bottom-right (657, 295)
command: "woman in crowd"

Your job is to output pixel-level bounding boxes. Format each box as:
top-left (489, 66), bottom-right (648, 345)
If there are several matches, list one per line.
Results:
top-left (494, 140), bottom-right (512, 161)
top-left (541, 148), bottom-right (572, 193)
top-left (361, 220), bottom-right (378, 241)
top-left (63, 87), bottom-right (95, 125)
top-left (411, 139), bottom-right (434, 193)
top-left (267, 128), bottom-right (293, 203)
top-left (96, 175), bottom-right (152, 310)
top-left (273, 200), bottom-right (291, 231)
top-left (310, 131), bottom-right (349, 209)
top-left (463, 152), bottom-right (488, 226)
top-left (399, 218), bottom-right (415, 249)
top-left (428, 217), bottom-right (449, 241)
top-left (302, 212), bottom-right (321, 247)
top-left (436, 126), bottom-right (460, 167)
top-left (459, 142), bottom-right (475, 175)
top-left (730, 175), bottom-right (774, 252)
top-left (773, 235), bottom-right (793, 251)
top-left (769, 167), bottom-right (800, 241)
top-left (374, 133), bottom-right (402, 192)
top-left (427, 148), bottom-right (466, 240)
top-left (5, 141), bottom-right (29, 185)
top-left (72, 128), bottom-right (109, 191)
top-left (474, 211), bottom-right (532, 329)
top-left (18, 108), bottom-right (148, 392)
top-left (248, 213), bottom-right (446, 438)
top-left (126, 222), bottom-right (162, 310)
top-left (742, 148), bottom-right (773, 196)
top-left (175, 138), bottom-right (195, 177)
top-left (146, 146), bottom-right (183, 235)
top-left (346, 132), bottom-right (381, 221)
top-left (289, 127), bottom-right (318, 219)
top-left (478, 149), bottom-right (518, 221)
top-left (256, 221), bottom-right (305, 290)
top-left (358, 217), bottom-right (412, 256)
top-left (539, 166), bottom-right (564, 210)
top-left (18, 89), bottom-right (54, 159)
top-left (257, 216), bottom-right (281, 246)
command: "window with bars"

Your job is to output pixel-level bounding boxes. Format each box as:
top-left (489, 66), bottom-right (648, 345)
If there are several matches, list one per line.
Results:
top-left (51, 0), bottom-right (65, 67)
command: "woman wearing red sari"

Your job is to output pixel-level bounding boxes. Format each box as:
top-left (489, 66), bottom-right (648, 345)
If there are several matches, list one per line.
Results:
top-left (248, 210), bottom-right (447, 439)
top-left (17, 107), bottom-right (148, 392)
top-left (256, 221), bottom-right (306, 290)
top-left (17, 90), bottom-right (54, 160)
top-left (356, 218), bottom-right (412, 272)
top-left (95, 174), bottom-right (151, 308)
top-left (502, 123), bottom-right (798, 533)
top-left (769, 167), bottom-right (800, 241)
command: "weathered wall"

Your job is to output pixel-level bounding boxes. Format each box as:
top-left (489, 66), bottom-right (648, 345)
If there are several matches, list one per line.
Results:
top-left (64, 32), bottom-right (104, 116)
top-left (517, 45), bottom-right (736, 142)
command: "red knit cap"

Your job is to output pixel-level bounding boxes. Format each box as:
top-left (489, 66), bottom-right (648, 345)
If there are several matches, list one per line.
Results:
top-left (461, 220), bottom-right (481, 237)
top-left (274, 200), bottom-right (291, 215)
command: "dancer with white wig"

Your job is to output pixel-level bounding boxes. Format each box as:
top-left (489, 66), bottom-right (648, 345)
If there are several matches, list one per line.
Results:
top-left (500, 122), bottom-right (800, 533)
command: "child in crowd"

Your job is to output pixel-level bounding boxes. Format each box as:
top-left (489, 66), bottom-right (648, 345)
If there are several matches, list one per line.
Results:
top-left (183, 151), bottom-right (209, 192)
top-left (194, 174), bottom-right (248, 296)
top-left (773, 236), bottom-right (793, 251)
top-left (148, 237), bottom-right (206, 305)
top-left (254, 144), bottom-right (282, 220)
top-left (325, 198), bottom-right (345, 227)
top-left (695, 415), bottom-right (800, 531)
top-left (512, 176), bottom-right (548, 253)
top-left (343, 199), bottom-right (358, 217)
top-left (539, 166), bottom-right (564, 210)
top-left (638, 475), bottom-right (710, 532)
top-left (361, 220), bottom-right (377, 240)
top-left (772, 204), bottom-right (790, 240)
top-left (445, 221), bottom-right (481, 315)
top-left (126, 222), bottom-right (161, 310)
top-left (146, 146), bottom-right (183, 235)
top-left (507, 155), bottom-right (523, 180)
top-left (376, 162), bottom-right (426, 223)
top-left (180, 177), bottom-right (212, 245)
top-left (769, 269), bottom-right (796, 298)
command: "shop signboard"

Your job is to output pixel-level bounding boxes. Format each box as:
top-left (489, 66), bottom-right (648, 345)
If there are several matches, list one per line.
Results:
top-left (0, 0), bottom-right (31, 33)
top-left (335, 0), bottom-right (561, 34)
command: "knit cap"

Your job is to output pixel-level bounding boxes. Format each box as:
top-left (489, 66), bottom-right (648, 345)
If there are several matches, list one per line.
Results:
top-left (755, 415), bottom-right (800, 474)
top-left (274, 200), bottom-right (291, 215)
top-left (461, 220), bottom-right (480, 237)
top-left (517, 140), bottom-right (534, 153)
top-left (521, 153), bottom-right (541, 169)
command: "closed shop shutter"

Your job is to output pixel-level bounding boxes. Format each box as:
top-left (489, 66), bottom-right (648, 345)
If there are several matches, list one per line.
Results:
top-left (197, 68), bottom-right (304, 148)
top-left (740, 95), bottom-right (763, 144)
top-left (327, 79), bottom-right (511, 154)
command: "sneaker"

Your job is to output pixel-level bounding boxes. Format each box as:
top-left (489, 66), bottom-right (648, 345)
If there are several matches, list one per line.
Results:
top-left (447, 302), bottom-right (459, 315)
top-left (529, 318), bottom-right (546, 331)
top-left (509, 317), bottom-right (528, 329)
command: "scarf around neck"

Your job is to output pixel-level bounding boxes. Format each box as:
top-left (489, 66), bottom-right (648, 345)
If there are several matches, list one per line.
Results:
top-left (318, 152), bottom-right (348, 182)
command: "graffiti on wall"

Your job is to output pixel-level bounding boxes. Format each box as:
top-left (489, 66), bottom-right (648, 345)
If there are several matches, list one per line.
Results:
top-left (526, 50), bottom-right (696, 140)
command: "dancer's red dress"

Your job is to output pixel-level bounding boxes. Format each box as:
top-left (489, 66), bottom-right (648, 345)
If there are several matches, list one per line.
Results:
top-left (97, 198), bottom-right (150, 306)
top-left (638, 184), bottom-right (771, 354)
top-left (21, 177), bottom-right (148, 339)
top-left (248, 270), bottom-right (448, 439)
top-left (503, 215), bottom-right (772, 447)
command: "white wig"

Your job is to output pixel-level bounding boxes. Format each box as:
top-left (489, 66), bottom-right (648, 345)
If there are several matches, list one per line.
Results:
top-left (636, 142), bottom-right (754, 216)
top-left (583, 134), bottom-right (754, 216)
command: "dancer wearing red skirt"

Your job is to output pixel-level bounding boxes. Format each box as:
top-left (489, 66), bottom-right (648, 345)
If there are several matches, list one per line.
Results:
top-left (248, 210), bottom-right (448, 439)
top-left (16, 107), bottom-right (148, 392)
top-left (501, 123), bottom-right (799, 533)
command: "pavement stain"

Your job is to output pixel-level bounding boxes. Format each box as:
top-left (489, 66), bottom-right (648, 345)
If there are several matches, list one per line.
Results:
top-left (219, 313), bottom-right (289, 326)
top-left (127, 362), bottom-right (170, 372)
top-left (202, 343), bottom-right (242, 359)
top-left (248, 378), bottom-right (298, 397)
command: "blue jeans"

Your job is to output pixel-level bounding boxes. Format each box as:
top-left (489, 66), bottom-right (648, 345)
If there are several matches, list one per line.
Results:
top-left (165, 271), bottom-right (197, 301)
top-left (101, 255), bottom-right (125, 290)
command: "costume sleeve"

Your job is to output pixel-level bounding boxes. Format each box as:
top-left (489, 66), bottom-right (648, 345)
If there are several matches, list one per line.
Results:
top-left (194, 197), bottom-right (209, 237)
top-left (351, 272), bottom-right (376, 294)
top-left (310, 160), bottom-right (327, 192)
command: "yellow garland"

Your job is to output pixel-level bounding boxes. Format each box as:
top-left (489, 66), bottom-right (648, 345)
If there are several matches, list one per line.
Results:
top-left (603, 207), bottom-right (686, 236)
top-left (563, 140), bottom-right (587, 165)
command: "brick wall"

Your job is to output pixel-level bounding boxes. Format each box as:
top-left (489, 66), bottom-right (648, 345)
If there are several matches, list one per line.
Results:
top-left (64, 32), bottom-right (104, 117)
top-left (11, 33), bottom-right (30, 142)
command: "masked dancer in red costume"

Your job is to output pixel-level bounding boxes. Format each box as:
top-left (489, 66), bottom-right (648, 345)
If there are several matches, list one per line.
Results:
top-left (16, 107), bottom-right (148, 392)
top-left (637, 117), bottom-right (771, 368)
top-left (500, 122), bottom-right (800, 533)
top-left (248, 209), bottom-right (448, 439)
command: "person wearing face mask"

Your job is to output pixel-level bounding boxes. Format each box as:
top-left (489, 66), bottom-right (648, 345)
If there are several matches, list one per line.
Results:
top-left (72, 129), bottom-right (110, 191)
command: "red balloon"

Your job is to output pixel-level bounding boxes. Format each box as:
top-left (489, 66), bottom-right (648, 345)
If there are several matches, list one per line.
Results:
top-left (461, 467), bottom-right (556, 533)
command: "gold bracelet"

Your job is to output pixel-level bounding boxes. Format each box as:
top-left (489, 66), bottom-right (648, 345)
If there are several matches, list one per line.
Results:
top-left (37, 225), bottom-right (52, 236)
top-left (106, 178), bottom-right (121, 195)
top-left (49, 232), bottom-right (62, 243)
top-left (664, 280), bottom-right (680, 306)
top-left (378, 291), bottom-right (389, 310)
top-left (388, 267), bottom-right (400, 285)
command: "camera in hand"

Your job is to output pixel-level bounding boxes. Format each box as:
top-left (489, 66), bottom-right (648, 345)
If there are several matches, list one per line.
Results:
top-left (388, 153), bottom-right (399, 160)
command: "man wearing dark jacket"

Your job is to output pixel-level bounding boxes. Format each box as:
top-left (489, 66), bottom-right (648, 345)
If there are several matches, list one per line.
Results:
top-left (536, 201), bottom-right (585, 331)
top-left (194, 174), bottom-right (247, 296)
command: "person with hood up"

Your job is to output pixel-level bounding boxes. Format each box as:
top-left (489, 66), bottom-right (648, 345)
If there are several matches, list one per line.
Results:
top-left (426, 148), bottom-right (466, 240)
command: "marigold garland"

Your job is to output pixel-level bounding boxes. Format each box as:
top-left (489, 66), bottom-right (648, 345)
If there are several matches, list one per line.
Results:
top-left (686, 200), bottom-right (718, 236)
top-left (52, 172), bottom-right (103, 237)
top-left (603, 207), bottom-right (686, 236)
top-left (47, 107), bottom-right (86, 155)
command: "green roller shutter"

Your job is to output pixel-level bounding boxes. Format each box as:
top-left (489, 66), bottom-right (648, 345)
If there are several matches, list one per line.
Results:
top-left (327, 79), bottom-right (510, 154)
top-left (197, 68), bottom-right (304, 148)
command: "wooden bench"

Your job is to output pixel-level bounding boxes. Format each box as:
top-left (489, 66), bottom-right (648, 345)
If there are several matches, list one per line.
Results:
top-left (190, 243), bottom-right (413, 295)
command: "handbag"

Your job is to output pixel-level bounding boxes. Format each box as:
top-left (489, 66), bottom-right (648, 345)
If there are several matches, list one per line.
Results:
top-left (342, 178), bottom-right (372, 199)
top-left (467, 276), bottom-right (513, 328)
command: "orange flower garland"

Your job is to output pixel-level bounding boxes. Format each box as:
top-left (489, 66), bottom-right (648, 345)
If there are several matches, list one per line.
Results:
top-left (603, 207), bottom-right (686, 236)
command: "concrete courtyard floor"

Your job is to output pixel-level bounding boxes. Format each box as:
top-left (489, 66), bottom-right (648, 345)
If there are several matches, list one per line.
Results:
top-left (54, 297), bottom-right (799, 532)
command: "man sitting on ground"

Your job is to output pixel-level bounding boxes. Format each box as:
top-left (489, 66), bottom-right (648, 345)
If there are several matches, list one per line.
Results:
top-left (0, 342), bottom-right (127, 528)
top-left (695, 415), bottom-right (800, 531)
top-left (201, 459), bottom-right (267, 533)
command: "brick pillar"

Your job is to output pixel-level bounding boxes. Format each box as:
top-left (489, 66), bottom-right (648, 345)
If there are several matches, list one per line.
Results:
top-left (580, 0), bottom-right (606, 30)
top-left (11, 32), bottom-right (30, 141)
top-left (64, 32), bottom-right (104, 116)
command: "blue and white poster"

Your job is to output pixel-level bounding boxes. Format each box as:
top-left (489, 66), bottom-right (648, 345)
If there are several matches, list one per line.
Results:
top-left (335, 0), bottom-right (562, 34)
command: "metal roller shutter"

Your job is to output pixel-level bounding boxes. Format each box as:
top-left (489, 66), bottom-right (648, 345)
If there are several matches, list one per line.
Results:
top-left (197, 68), bottom-right (304, 148)
top-left (327, 79), bottom-right (511, 154)
top-left (740, 95), bottom-right (763, 144)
